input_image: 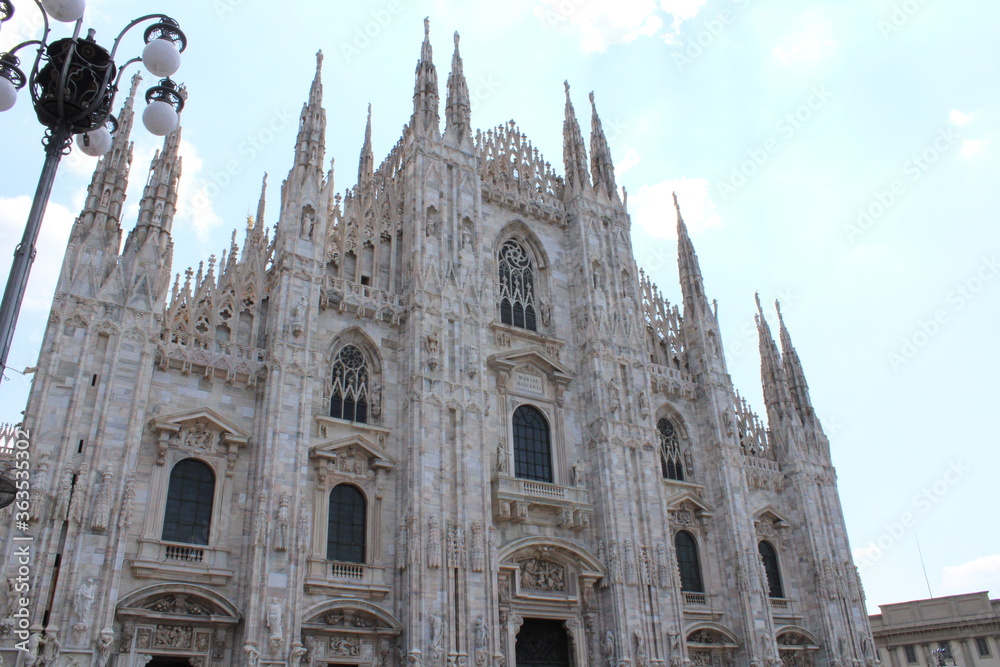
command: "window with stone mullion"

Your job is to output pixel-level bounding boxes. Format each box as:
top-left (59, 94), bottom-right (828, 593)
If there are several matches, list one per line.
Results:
top-left (658, 418), bottom-right (684, 481)
top-left (330, 345), bottom-right (370, 423)
top-left (499, 240), bottom-right (537, 331)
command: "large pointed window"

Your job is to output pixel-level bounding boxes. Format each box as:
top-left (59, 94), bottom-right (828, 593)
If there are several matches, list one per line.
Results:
top-left (162, 459), bottom-right (215, 545)
top-left (330, 345), bottom-right (369, 423)
top-left (327, 484), bottom-right (366, 563)
top-left (658, 417), bottom-right (684, 481)
top-left (758, 540), bottom-right (784, 598)
top-left (513, 405), bottom-right (552, 483)
top-left (499, 240), bottom-right (537, 331)
top-left (674, 530), bottom-right (704, 592)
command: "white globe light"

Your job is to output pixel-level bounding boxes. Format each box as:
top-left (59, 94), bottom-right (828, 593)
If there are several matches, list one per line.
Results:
top-left (142, 39), bottom-right (181, 78)
top-left (0, 77), bottom-right (17, 112)
top-left (76, 127), bottom-right (112, 156)
top-left (40, 0), bottom-right (86, 22)
top-left (143, 100), bottom-right (178, 136)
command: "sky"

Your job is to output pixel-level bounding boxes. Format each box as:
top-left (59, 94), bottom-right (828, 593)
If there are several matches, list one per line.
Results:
top-left (1, 0), bottom-right (998, 615)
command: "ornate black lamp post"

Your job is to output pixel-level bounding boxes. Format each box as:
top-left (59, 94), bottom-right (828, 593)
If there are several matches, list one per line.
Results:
top-left (0, 0), bottom-right (187, 385)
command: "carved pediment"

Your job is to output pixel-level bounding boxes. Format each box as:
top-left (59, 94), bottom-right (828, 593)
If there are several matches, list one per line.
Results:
top-left (488, 347), bottom-right (574, 385)
top-left (666, 491), bottom-right (715, 526)
top-left (753, 505), bottom-right (791, 537)
top-left (151, 408), bottom-right (250, 445)
top-left (150, 408), bottom-right (250, 475)
top-left (310, 435), bottom-right (397, 479)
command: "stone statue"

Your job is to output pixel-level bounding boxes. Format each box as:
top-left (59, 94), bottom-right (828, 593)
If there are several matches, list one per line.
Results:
top-left (430, 613), bottom-right (444, 651)
top-left (96, 629), bottom-right (115, 667)
top-left (275, 496), bottom-right (290, 551)
top-left (23, 632), bottom-right (42, 666)
top-left (244, 643), bottom-right (260, 667)
top-left (290, 644), bottom-right (309, 667)
top-left (267, 599), bottom-right (283, 638)
top-left (74, 578), bottom-right (97, 620)
top-left (571, 460), bottom-right (584, 486)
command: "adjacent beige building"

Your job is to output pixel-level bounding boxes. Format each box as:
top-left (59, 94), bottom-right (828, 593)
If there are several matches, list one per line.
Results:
top-left (870, 592), bottom-right (1000, 666)
top-left (1, 22), bottom-right (877, 667)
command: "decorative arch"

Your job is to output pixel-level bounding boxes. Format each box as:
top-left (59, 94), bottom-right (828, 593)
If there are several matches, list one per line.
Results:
top-left (684, 622), bottom-right (741, 646)
top-left (498, 536), bottom-right (605, 574)
top-left (494, 220), bottom-right (550, 270)
top-left (774, 626), bottom-right (821, 647)
top-left (117, 583), bottom-right (243, 620)
top-left (115, 584), bottom-right (242, 664)
top-left (300, 599), bottom-right (402, 667)
top-left (497, 537), bottom-right (604, 667)
top-left (301, 598), bottom-right (403, 632)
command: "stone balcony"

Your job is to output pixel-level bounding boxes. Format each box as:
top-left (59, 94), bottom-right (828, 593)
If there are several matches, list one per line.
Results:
top-left (492, 474), bottom-right (593, 530)
top-left (304, 558), bottom-right (391, 600)
top-left (130, 538), bottom-right (234, 585)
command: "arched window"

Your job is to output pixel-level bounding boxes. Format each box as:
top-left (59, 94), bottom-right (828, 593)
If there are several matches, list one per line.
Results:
top-left (162, 459), bottom-right (215, 545)
top-left (758, 540), bottom-right (784, 598)
top-left (658, 417), bottom-right (684, 481)
top-left (327, 484), bottom-right (366, 563)
top-left (513, 405), bottom-right (552, 483)
top-left (674, 530), bottom-right (704, 592)
top-left (330, 344), bottom-right (370, 423)
top-left (498, 240), bottom-right (537, 331)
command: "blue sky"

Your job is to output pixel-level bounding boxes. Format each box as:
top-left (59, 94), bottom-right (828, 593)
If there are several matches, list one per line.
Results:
top-left (1, 0), bottom-right (998, 614)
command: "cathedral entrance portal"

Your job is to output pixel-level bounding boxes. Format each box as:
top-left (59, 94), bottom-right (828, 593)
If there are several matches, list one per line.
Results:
top-left (515, 619), bottom-right (572, 667)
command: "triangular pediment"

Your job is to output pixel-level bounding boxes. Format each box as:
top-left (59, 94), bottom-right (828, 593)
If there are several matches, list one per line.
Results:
top-left (310, 434), bottom-right (396, 470)
top-left (150, 407), bottom-right (250, 444)
top-left (753, 504), bottom-right (790, 528)
top-left (665, 491), bottom-right (715, 518)
top-left (487, 346), bottom-right (575, 385)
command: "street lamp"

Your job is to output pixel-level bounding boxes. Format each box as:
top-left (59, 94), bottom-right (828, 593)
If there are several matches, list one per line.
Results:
top-left (0, 0), bottom-right (187, 385)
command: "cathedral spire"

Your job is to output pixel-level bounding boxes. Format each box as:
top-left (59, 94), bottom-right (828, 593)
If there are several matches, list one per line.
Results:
top-left (562, 81), bottom-right (591, 195)
top-left (675, 193), bottom-right (707, 307)
top-left (134, 123), bottom-right (183, 235)
top-left (589, 91), bottom-right (619, 203)
top-left (58, 72), bottom-right (142, 298)
top-left (755, 293), bottom-right (795, 423)
top-left (292, 50), bottom-right (327, 173)
top-left (411, 17), bottom-right (440, 139)
top-left (358, 104), bottom-right (374, 185)
top-left (776, 300), bottom-right (816, 422)
top-left (444, 31), bottom-right (471, 147)
top-left (254, 173), bottom-right (267, 233)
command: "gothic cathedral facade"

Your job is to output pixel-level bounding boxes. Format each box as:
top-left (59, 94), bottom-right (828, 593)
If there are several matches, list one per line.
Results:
top-left (1, 22), bottom-right (877, 667)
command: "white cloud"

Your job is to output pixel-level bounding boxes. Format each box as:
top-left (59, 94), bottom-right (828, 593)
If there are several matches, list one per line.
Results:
top-left (960, 138), bottom-right (987, 158)
top-left (534, 0), bottom-right (707, 52)
top-left (771, 20), bottom-right (837, 67)
top-left (948, 109), bottom-right (975, 127)
top-left (0, 196), bottom-right (76, 314)
top-left (659, 0), bottom-right (708, 35)
top-left (941, 554), bottom-right (1000, 597)
top-left (616, 148), bottom-right (642, 176)
top-left (628, 177), bottom-right (722, 239)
